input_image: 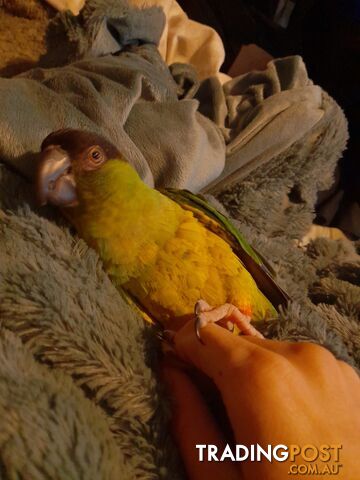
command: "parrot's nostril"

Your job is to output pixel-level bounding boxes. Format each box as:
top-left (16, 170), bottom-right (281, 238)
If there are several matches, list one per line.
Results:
top-left (48, 180), bottom-right (56, 191)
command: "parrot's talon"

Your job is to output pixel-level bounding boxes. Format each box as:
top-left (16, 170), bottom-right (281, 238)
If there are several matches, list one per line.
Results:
top-left (194, 299), bottom-right (211, 316)
top-left (194, 300), bottom-right (211, 345)
top-left (193, 299), bottom-right (264, 341)
top-left (195, 317), bottom-right (206, 345)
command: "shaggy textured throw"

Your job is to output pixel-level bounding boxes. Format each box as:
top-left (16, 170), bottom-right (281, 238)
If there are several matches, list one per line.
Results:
top-left (0, 1), bottom-right (359, 478)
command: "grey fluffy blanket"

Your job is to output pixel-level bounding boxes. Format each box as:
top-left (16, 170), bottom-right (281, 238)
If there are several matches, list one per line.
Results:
top-left (0, 1), bottom-right (359, 478)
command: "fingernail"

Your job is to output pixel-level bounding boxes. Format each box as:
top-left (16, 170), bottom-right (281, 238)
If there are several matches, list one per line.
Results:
top-left (226, 321), bottom-right (235, 333)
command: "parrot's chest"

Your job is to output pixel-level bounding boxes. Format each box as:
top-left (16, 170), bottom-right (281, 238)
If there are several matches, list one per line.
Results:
top-left (123, 216), bottom-right (269, 323)
top-left (80, 204), bottom-right (274, 325)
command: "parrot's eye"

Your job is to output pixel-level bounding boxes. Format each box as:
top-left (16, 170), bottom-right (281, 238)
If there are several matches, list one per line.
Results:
top-left (90, 149), bottom-right (103, 161)
top-left (86, 147), bottom-right (106, 169)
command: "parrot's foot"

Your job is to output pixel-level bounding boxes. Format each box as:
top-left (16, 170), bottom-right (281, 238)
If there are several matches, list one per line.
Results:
top-left (194, 299), bottom-right (264, 344)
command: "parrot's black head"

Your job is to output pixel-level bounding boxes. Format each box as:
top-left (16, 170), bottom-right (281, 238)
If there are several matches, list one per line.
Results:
top-left (36, 128), bottom-right (121, 207)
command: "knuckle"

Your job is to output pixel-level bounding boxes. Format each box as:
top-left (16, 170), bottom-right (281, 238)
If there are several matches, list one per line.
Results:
top-left (242, 352), bottom-right (291, 383)
top-left (296, 342), bottom-right (332, 360)
top-left (261, 355), bottom-right (292, 379)
top-left (225, 349), bottom-right (264, 376)
top-left (289, 342), bottom-right (337, 373)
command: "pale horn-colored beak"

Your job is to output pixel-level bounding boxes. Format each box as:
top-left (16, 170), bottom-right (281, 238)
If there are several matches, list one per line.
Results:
top-left (36, 145), bottom-right (79, 207)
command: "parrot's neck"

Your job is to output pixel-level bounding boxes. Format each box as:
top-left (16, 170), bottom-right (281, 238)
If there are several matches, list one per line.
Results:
top-left (76, 160), bottom-right (149, 205)
top-left (69, 159), bottom-right (184, 284)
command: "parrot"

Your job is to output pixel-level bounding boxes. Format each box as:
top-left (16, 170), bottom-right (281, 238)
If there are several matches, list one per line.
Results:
top-left (35, 129), bottom-right (289, 339)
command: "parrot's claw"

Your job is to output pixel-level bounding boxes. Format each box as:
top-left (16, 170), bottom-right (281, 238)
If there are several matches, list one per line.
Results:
top-left (194, 299), bottom-right (264, 344)
top-left (194, 300), bottom-right (212, 345)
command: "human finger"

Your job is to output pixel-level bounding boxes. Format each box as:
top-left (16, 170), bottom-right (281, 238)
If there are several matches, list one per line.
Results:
top-left (171, 320), bottom-right (274, 388)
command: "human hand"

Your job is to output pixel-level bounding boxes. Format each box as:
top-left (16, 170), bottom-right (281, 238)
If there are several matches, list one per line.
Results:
top-left (162, 320), bottom-right (360, 480)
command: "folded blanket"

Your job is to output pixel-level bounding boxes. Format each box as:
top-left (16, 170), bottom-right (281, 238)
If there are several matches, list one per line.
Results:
top-left (0, 0), bottom-right (331, 197)
top-left (45, 0), bottom-right (229, 82)
top-left (199, 57), bottom-right (324, 192)
top-left (0, 0), bottom-right (225, 192)
top-left (0, 45), bottom-right (225, 192)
